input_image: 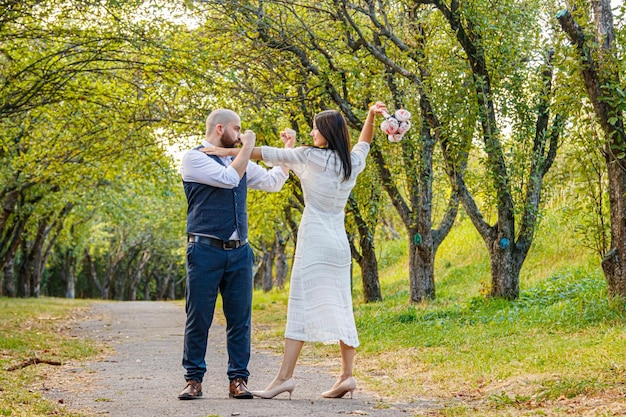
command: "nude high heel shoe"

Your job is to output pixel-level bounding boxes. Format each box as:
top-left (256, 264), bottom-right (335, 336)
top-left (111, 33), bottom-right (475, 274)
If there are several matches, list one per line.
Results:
top-left (250, 378), bottom-right (295, 399)
top-left (321, 377), bottom-right (356, 399)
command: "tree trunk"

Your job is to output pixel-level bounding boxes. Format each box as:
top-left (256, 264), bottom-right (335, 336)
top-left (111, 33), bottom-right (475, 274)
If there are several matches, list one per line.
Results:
top-left (17, 239), bottom-right (33, 297)
top-left (602, 163), bottom-right (626, 297)
top-left (17, 215), bottom-right (55, 297)
top-left (59, 248), bottom-right (77, 299)
top-left (283, 201), bottom-right (300, 248)
top-left (3, 257), bottom-right (15, 297)
top-left (409, 239), bottom-right (435, 301)
top-left (65, 268), bottom-right (76, 299)
top-left (109, 245), bottom-right (131, 300)
top-left (263, 245), bottom-right (274, 292)
top-left (273, 230), bottom-right (288, 288)
top-left (172, 275), bottom-right (185, 300)
top-left (35, 203), bottom-right (73, 297)
top-left (558, 3), bottom-right (626, 298)
top-left (0, 188), bottom-right (22, 273)
top-left (0, 186), bottom-right (45, 274)
top-left (409, 120), bottom-right (438, 302)
top-left (359, 256), bottom-right (380, 302)
top-left (155, 262), bottom-right (174, 300)
top-left (347, 193), bottom-right (382, 303)
top-left (129, 250), bottom-right (151, 301)
top-left (129, 279), bottom-right (138, 301)
top-left (114, 272), bottom-right (125, 301)
top-left (357, 235), bottom-right (382, 303)
top-left (487, 238), bottom-right (520, 299)
top-left (31, 223), bottom-right (47, 298)
top-left (168, 277), bottom-right (177, 301)
top-left (253, 241), bottom-right (270, 290)
top-left (85, 249), bottom-right (109, 299)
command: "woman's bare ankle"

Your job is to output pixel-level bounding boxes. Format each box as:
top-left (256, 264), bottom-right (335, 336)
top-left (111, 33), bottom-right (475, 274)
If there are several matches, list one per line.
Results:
top-left (266, 376), bottom-right (290, 390)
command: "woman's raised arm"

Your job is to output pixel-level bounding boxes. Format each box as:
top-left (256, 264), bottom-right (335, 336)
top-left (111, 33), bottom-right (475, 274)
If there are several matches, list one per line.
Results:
top-left (358, 101), bottom-right (387, 145)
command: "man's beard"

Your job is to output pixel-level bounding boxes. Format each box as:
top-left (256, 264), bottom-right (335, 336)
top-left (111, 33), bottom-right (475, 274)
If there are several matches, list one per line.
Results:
top-left (220, 130), bottom-right (239, 148)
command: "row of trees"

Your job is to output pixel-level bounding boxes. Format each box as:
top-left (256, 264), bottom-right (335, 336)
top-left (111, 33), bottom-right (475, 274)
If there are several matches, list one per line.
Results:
top-left (0, 0), bottom-right (624, 303)
top-left (0, 1), bottom-right (190, 299)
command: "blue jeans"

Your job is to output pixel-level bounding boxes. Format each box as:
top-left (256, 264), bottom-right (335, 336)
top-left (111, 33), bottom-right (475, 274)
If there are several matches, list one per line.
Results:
top-left (182, 241), bottom-right (254, 383)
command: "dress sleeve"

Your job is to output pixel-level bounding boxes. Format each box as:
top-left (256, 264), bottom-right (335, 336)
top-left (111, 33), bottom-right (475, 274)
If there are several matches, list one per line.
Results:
top-left (261, 146), bottom-right (309, 176)
top-left (350, 142), bottom-right (371, 174)
top-left (245, 162), bottom-right (289, 192)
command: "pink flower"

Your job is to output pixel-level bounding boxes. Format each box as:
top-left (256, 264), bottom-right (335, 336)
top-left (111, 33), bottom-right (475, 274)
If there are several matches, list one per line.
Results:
top-left (380, 119), bottom-right (390, 134)
top-left (394, 109), bottom-right (411, 122)
top-left (380, 118), bottom-right (399, 135)
top-left (397, 120), bottom-right (411, 134)
top-left (379, 108), bottom-right (412, 142)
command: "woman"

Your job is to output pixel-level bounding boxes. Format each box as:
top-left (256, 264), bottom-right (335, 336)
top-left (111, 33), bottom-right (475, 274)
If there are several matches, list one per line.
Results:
top-left (204, 102), bottom-right (387, 399)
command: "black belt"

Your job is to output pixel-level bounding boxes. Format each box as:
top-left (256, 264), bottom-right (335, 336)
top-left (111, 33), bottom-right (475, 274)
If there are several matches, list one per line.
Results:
top-left (187, 234), bottom-right (247, 250)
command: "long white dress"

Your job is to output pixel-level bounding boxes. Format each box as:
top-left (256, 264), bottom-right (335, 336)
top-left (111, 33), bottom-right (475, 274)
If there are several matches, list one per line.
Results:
top-left (261, 142), bottom-right (370, 348)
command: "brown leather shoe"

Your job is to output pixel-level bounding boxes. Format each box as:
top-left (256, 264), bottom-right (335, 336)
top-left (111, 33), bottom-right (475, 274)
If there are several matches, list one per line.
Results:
top-left (178, 380), bottom-right (202, 400)
top-left (229, 377), bottom-right (253, 399)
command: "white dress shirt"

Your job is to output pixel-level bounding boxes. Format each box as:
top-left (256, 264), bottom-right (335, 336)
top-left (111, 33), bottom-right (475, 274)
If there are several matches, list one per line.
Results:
top-left (180, 141), bottom-right (289, 240)
top-left (180, 141), bottom-right (288, 191)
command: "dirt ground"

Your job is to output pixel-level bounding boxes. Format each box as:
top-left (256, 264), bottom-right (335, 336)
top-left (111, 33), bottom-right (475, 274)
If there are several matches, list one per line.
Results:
top-left (43, 301), bottom-right (437, 417)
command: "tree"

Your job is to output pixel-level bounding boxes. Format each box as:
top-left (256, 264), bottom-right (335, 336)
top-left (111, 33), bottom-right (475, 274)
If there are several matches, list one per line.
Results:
top-left (557, 0), bottom-right (626, 298)
top-left (0, 0), bottom-right (194, 298)
top-left (411, 0), bottom-right (563, 299)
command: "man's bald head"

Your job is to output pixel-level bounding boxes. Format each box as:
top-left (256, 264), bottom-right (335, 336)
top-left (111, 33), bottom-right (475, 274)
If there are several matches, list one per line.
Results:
top-left (206, 109), bottom-right (240, 137)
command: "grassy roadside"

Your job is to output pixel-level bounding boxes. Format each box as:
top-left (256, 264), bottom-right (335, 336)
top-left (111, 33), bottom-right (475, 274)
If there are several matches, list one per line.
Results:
top-left (251, 213), bottom-right (626, 416)
top-left (0, 298), bottom-right (98, 417)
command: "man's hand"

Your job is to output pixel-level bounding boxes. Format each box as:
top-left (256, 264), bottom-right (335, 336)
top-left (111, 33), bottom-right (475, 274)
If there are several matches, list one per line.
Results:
top-left (280, 128), bottom-right (296, 149)
top-left (240, 130), bottom-right (256, 148)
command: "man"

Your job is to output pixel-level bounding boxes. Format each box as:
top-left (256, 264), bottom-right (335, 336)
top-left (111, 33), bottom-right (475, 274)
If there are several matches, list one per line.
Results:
top-left (178, 109), bottom-right (291, 400)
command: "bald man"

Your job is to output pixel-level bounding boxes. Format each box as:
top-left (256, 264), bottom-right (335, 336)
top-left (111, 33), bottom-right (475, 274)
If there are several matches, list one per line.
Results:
top-left (178, 109), bottom-right (291, 400)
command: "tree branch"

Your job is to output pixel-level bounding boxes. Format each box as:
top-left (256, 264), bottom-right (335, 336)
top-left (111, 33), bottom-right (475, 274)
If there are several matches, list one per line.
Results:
top-left (6, 357), bottom-right (62, 371)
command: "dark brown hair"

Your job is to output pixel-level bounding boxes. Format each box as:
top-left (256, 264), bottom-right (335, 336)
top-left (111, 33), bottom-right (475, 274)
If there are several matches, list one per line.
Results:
top-left (314, 110), bottom-right (351, 181)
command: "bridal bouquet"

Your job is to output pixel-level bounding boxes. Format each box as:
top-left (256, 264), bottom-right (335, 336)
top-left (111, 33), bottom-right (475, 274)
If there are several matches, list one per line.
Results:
top-left (380, 108), bottom-right (412, 142)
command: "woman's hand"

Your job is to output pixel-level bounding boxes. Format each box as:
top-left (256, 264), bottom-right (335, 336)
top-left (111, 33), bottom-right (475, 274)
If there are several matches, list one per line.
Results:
top-left (199, 146), bottom-right (234, 157)
top-left (369, 101), bottom-right (388, 117)
top-left (280, 128), bottom-right (296, 149)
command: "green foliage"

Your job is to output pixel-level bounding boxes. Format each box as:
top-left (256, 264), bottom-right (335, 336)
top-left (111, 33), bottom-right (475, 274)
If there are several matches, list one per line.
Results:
top-left (0, 0), bottom-right (199, 299)
top-left (0, 0), bottom-right (619, 311)
top-left (375, 236), bottom-right (407, 270)
top-left (549, 16), bottom-right (616, 259)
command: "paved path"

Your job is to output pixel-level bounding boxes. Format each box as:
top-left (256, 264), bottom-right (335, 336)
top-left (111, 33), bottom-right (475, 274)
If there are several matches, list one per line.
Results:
top-left (47, 301), bottom-right (434, 417)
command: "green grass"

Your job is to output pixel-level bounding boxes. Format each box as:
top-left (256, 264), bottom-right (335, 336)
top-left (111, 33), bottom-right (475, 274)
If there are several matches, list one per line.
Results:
top-left (356, 269), bottom-right (625, 370)
top-left (0, 297), bottom-right (98, 417)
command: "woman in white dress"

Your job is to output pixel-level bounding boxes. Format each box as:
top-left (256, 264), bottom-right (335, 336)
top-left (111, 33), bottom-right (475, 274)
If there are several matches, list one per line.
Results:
top-left (203, 102), bottom-right (387, 399)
